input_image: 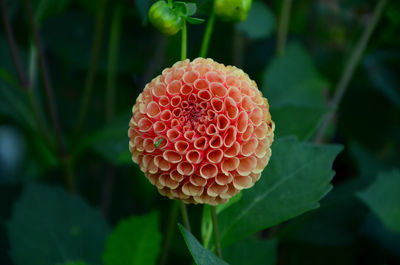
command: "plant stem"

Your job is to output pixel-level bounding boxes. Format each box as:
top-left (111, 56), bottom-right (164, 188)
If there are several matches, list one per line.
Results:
top-left (106, 3), bottom-right (122, 123)
top-left (159, 201), bottom-right (179, 265)
top-left (314, 0), bottom-right (387, 143)
top-left (1, 0), bottom-right (49, 143)
top-left (23, 0), bottom-right (66, 155)
top-left (199, 10), bottom-right (216, 58)
top-left (181, 20), bottom-right (187, 61)
top-left (1, 0), bottom-right (29, 90)
top-left (180, 201), bottom-right (191, 232)
top-left (211, 206), bottom-right (222, 258)
top-left (24, 0), bottom-right (76, 192)
top-left (76, 0), bottom-right (107, 134)
top-left (276, 0), bottom-right (292, 55)
top-left (101, 3), bottom-right (122, 217)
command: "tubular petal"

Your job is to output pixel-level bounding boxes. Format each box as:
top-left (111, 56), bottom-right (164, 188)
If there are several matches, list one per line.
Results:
top-left (206, 149), bottom-right (223, 164)
top-left (200, 163), bottom-right (218, 179)
top-left (129, 58), bottom-right (274, 205)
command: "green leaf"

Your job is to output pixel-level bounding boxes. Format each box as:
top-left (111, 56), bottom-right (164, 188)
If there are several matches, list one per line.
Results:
top-left (357, 170), bottom-right (400, 234)
top-left (6, 183), bottom-right (110, 265)
top-left (237, 1), bottom-right (275, 39)
top-left (186, 17), bottom-right (205, 24)
top-left (74, 112), bottom-right (131, 165)
top-left (0, 81), bottom-right (36, 131)
top-left (223, 238), bottom-right (277, 265)
top-left (262, 43), bottom-right (329, 140)
top-left (278, 177), bottom-right (370, 246)
top-left (363, 52), bottom-right (400, 107)
top-left (218, 137), bottom-right (343, 246)
top-left (216, 192), bottom-right (242, 214)
top-left (102, 212), bottom-right (162, 265)
top-left (179, 224), bottom-right (229, 265)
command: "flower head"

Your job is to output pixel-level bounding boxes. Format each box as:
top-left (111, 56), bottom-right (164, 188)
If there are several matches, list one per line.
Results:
top-left (128, 58), bottom-right (274, 205)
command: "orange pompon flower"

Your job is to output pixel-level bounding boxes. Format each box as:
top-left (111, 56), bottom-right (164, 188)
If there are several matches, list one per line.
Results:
top-left (128, 58), bottom-right (274, 205)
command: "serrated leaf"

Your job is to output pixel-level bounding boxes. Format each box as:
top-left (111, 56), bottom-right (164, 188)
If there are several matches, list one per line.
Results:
top-left (218, 137), bottom-right (343, 246)
top-left (179, 224), bottom-right (229, 265)
top-left (102, 212), bottom-right (162, 265)
top-left (186, 17), bottom-right (205, 24)
top-left (6, 183), bottom-right (110, 265)
top-left (262, 43), bottom-right (329, 140)
top-left (358, 170), bottom-right (400, 234)
top-left (237, 1), bottom-right (275, 39)
top-left (224, 238), bottom-right (277, 265)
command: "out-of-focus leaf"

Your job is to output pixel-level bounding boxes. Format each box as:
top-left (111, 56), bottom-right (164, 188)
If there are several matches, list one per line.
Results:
top-left (179, 224), bottom-right (229, 265)
top-left (262, 43), bottom-right (329, 140)
top-left (361, 213), bottom-right (400, 257)
top-left (102, 212), bottom-right (162, 265)
top-left (74, 112), bottom-right (131, 165)
top-left (34, 0), bottom-right (70, 23)
top-left (358, 170), bottom-right (400, 234)
top-left (237, 1), bottom-right (275, 39)
top-left (218, 137), bottom-right (343, 246)
top-left (6, 183), bottom-right (110, 265)
top-left (0, 81), bottom-right (35, 130)
top-left (223, 238), bottom-right (277, 265)
top-left (363, 52), bottom-right (400, 107)
top-left (349, 142), bottom-right (390, 178)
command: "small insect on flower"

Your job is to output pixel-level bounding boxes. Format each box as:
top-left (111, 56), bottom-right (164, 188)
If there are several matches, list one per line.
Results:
top-left (128, 58), bottom-right (274, 205)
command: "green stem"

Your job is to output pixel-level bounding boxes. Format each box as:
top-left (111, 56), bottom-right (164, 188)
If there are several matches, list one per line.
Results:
top-left (1, 0), bottom-right (29, 89)
top-left (76, 0), bottom-right (107, 134)
top-left (23, 0), bottom-right (66, 155)
top-left (159, 201), bottom-right (179, 265)
top-left (314, 0), bottom-right (387, 143)
top-left (211, 206), bottom-right (222, 258)
top-left (276, 0), bottom-right (292, 55)
top-left (181, 20), bottom-right (187, 61)
top-left (24, 0), bottom-right (76, 192)
top-left (199, 10), bottom-right (216, 58)
top-left (106, 3), bottom-right (122, 123)
top-left (180, 201), bottom-right (191, 232)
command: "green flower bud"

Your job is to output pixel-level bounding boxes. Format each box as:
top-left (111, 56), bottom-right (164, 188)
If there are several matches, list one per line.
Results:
top-left (148, 1), bottom-right (184, 36)
top-left (214, 0), bottom-right (253, 22)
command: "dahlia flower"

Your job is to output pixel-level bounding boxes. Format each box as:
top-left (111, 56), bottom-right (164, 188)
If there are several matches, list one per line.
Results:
top-left (128, 58), bottom-right (274, 205)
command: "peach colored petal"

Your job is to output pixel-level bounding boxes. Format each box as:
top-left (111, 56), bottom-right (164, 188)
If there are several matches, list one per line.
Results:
top-left (129, 58), bottom-right (274, 205)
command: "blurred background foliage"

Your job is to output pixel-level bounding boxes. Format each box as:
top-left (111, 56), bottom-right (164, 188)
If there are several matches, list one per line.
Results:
top-left (0, 0), bottom-right (400, 264)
